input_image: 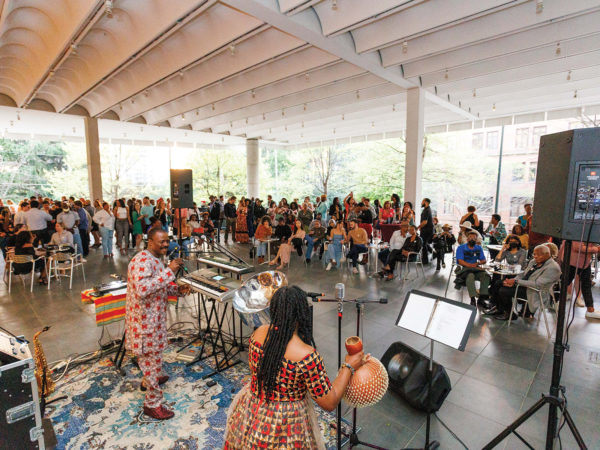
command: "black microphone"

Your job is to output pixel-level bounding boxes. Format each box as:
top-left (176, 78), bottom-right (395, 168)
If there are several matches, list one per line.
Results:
top-left (379, 298), bottom-right (388, 304)
top-left (305, 291), bottom-right (325, 299)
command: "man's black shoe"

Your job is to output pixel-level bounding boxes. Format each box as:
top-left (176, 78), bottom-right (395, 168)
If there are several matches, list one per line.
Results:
top-left (482, 307), bottom-right (498, 316)
top-left (494, 312), bottom-right (518, 321)
top-left (470, 297), bottom-right (477, 306)
top-left (305, 259), bottom-right (310, 264)
top-left (436, 265), bottom-right (441, 271)
top-left (478, 299), bottom-right (493, 309)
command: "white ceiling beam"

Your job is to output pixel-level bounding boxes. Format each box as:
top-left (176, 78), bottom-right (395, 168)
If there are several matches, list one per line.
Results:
top-left (178, 67), bottom-right (375, 130)
top-left (220, 0), bottom-right (476, 120)
top-left (402, 12), bottom-right (600, 78)
top-left (380, 0), bottom-right (600, 67)
top-left (147, 46), bottom-right (339, 125)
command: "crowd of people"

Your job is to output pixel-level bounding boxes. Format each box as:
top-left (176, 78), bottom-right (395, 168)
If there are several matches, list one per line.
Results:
top-left (1, 194), bottom-right (598, 320)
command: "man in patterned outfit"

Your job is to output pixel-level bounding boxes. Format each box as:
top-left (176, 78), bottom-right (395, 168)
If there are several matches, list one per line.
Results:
top-left (125, 227), bottom-right (190, 420)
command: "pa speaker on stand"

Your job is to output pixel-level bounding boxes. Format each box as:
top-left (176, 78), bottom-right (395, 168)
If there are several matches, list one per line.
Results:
top-left (170, 169), bottom-right (194, 209)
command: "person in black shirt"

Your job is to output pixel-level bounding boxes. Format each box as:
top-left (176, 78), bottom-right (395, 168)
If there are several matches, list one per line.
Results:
top-left (253, 199), bottom-right (266, 227)
top-left (418, 198), bottom-right (434, 264)
top-left (272, 217), bottom-right (292, 254)
top-left (223, 196), bottom-right (237, 244)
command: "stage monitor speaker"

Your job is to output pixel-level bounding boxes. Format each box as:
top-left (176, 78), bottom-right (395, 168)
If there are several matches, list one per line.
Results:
top-left (380, 342), bottom-right (451, 413)
top-left (170, 169), bottom-right (193, 209)
top-left (532, 128), bottom-right (600, 241)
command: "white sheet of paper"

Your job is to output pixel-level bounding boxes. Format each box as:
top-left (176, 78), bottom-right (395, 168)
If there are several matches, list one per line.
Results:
top-left (426, 301), bottom-right (472, 349)
top-left (397, 293), bottom-right (436, 335)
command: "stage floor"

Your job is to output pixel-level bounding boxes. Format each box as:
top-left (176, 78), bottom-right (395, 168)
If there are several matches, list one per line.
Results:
top-left (1, 242), bottom-right (599, 449)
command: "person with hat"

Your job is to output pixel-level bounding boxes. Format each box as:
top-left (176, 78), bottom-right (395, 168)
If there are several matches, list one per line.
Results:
top-left (57, 202), bottom-right (84, 258)
top-left (455, 230), bottom-right (490, 306)
top-left (457, 220), bottom-right (482, 245)
top-left (432, 223), bottom-right (456, 270)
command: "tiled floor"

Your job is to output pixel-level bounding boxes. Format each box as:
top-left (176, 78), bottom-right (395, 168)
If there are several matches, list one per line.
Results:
top-left (1, 241), bottom-right (599, 449)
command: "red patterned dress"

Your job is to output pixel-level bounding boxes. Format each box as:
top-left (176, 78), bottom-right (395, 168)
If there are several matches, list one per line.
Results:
top-left (224, 337), bottom-right (331, 449)
top-left (125, 250), bottom-right (178, 408)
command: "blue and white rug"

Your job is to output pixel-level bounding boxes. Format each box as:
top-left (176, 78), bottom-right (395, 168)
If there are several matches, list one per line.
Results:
top-left (47, 343), bottom-right (349, 449)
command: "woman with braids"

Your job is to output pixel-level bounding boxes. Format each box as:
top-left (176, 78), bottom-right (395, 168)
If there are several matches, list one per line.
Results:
top-left (224, 286), bottom-right (366, 449)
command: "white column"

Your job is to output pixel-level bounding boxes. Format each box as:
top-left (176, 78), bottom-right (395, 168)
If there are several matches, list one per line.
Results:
top-left (404, 87), bottom-right (425, 207)
top-left (84, 117), bottom-right (103, 201)
top-left (246, 138), bottom-right (259, 198)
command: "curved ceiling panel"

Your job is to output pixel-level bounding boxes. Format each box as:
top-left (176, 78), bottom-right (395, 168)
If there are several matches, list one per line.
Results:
top-left (0, 0), bottom-right (99, 106)
top-left (77, 3), bottom-right (263, 117)
top-left (91, 27), bottom-right (305, 121)
top-left (313, 0), bottom-right (415, 36)
top-left (37, 0), bottom-right (205, 112)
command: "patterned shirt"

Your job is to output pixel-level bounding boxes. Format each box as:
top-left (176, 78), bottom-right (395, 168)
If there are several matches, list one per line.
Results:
top-left (125, 250), bottom-right (178, 356)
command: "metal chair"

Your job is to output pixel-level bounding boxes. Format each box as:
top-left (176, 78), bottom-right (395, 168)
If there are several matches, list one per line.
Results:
top-left (2, 247), bottom-right (15, 284)
top-left (8, 254), bottom-right (45, 293)
top-left (508, 286), bottom-right (553, 339)
top-left (444, 255), bottom-right (458, 297)
top-left (48, 252), bottom-right (86, 289)
top-left (400, 251), bottom-right (425, 281)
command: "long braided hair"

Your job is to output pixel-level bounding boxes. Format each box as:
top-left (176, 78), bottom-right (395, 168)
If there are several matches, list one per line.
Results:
top-left (256, 286), bottom-right (313, 401)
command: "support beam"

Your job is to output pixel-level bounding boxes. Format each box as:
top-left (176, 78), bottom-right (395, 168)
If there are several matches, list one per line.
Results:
top-left (404, 87), bottom-right (425, 207)
top-left (246, 138), bottom-right (260, 198)
top-left (84, 117), bottom-right (103, 201)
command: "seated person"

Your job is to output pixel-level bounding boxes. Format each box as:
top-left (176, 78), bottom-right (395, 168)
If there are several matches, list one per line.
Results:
top-left (324, 220), bottom-right (346, 271)
top-left (269, 220), bottom-right (305, 268)
top-left (457, 221), bottom-right (482, 245)
top-left (188, 214), bottom-right (201, 231)
top-left (486, 214), bottom-right (507, 245)
top-left (254, 217), bottom-right (273, 264)
top-left (485, 245), bottom-right (561, 321)
top-left (306, 219), bottom-right (326, 262)
top-left (378, 224), bottom-right (422, 281)
top-left (484, 235), bottom-right (528, 313)
top-left (378, 221), bottom-right (408, 265)
top-left (347, 220), bottom-right (369, 274)
top-left (432, 223), bottom-right (456, 270)
top-left (13, 230), bottom-right (48, 284)
top-left (454, 230), bottom-right (490, 306)
top-left (49, 222), bottom-right (74, 251)
top-left (199, 212), bottom-right (215, 240)
top-left (0, 221), bottom-right (18, 258)
top-left (273, 217), bottom-right (292, 254)
top-left (510, 224), bottom-right (529, 249)
top-left (356, 203), bottom-right (373, 240)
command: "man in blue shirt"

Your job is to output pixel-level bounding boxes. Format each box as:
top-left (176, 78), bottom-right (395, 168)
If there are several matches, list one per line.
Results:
top-left (456, 230), bottom-right (491, 306)
top-left (140, 197), bottom-right (155, 231)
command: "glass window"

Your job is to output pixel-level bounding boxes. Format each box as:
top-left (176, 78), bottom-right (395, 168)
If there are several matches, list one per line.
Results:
top-left (528, 161), bottom-right (537, 182)
top-left (510, 196), bottom-right (531, 217)
top-left (512, 162), bottom-right (526, 181)
top-left (469, 196), bottom-right (494, 215)
top-left (486, 131), bottom-right (499, 151)
top-left (472, 132), bottom-right (484, 151)
top-left (515, 127), bottom-right (529, 149)
top-left (532, 126), bottom-right (547, 148)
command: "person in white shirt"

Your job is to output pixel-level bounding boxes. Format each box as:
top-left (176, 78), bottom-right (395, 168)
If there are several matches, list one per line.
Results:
top-left (25, 200), bottom-right (53, 243)
top-left (378, 221), bottom-right (409, 265)
top-left (457, 221), bottom-right (482, 245)
top-left (57, 204), bottom-right (83, 257)
top-left (14, 202), bottom-right (30, 226)
top-left (49, 222), bottom-right (74, 249)
top-left (93, 202), bottom-right (116, 258)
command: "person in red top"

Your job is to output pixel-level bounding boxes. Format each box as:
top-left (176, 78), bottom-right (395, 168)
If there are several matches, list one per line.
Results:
top-left (125, 227), bottom-right (190, 420)
top-left (527, 214), bottom-right (551, 256)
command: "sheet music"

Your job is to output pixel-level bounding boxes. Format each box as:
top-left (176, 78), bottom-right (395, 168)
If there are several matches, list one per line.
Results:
top-left (425, 301), bottom-right (472, 349)
top-left (397, 293), bottom-right (436, 335)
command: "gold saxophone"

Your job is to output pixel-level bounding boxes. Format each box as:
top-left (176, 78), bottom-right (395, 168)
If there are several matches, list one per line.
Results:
top-left (33, 326), bottom-right (55, 397)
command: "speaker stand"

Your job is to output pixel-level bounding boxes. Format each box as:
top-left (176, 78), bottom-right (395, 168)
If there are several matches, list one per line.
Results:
top-left (424, 340), bottom-right (440, 450)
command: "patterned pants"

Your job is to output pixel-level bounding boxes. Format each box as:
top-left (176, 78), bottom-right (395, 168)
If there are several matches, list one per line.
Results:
top-left (138, 351), bottom-right (164, 408)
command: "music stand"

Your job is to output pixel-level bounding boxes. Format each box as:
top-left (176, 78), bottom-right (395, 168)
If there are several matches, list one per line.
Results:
top-left (396, 290), bottom-right (476, 449)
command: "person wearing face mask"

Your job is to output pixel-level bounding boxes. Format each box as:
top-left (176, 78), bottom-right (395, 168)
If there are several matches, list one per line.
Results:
top-left (454, 230), bottom-right (490, 306)
top-left (417, 198), bottom-right (434, 264)
top-left (482, 235), bottom-right (528, 314)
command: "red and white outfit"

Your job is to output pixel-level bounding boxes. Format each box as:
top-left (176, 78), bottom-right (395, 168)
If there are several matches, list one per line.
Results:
top-left (125, 250), bottom-right (178, 408)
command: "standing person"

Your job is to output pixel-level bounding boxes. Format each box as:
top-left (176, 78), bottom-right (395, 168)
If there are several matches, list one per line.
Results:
top-left (460, 206), bottom-right (482, 232)
top-left (114, 199), bottom-right (131, 255)
top-left (140, 197), bottom-right (155, 232)
top-left (91, 200), bottom-right (102, 247)
top-left (316, 194), bottom-right (329, 226)
top-left (559, 241), bottom-right (600, 320)
top-left (253, 199), bottom-right (266, 227)
top-left (329, 197), bottom-right (342, 223)
top-left (235, 198), bottom-right (249, 243)
top-left (209, 196), bottom-right (222, 242)
top-left (297, 202), bottom-right (313, 232)
top-left (418, 198), bottom-right (434, 265)
top-left (125, 228), bottom-right (191, 420)
top-left (57, 203), bottom-right (84, 258)
top-left (246, 199), bottom-right (255, 239)
top-left (517, 203), bottom-right (533, 232)
top-left (432, 224), bottom-right (456, 271)
top-left (24, 200), bottom-right (52, 244)
top-left (400, 202), bottom-right (415, 225)
top-left (74, 201), bottom-right (91, 257)
top-left (224, 286), bottom-right (365, 449)
top-left (154, 199), bottom-right (169, 232)
top-left (131, 202), bottom-right (144, 250)
top-left (93, 202), bottom-right (115, 258)
top-left (224, 196), bottom-right (237, 244)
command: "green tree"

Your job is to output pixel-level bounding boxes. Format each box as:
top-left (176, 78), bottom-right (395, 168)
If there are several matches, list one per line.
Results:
top-left (0, 139), bottom-right (67, 199)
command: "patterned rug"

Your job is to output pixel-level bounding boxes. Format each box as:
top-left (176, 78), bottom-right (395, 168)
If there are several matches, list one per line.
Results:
top-left (47, 342), bottom-right (350, 449)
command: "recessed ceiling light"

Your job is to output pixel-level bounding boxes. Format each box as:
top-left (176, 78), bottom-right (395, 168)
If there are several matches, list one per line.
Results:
top-left (492, 103), bottom-right (496, 111)
top-left (444, 69), bottom-right (449, 80)
top-left (536, 0), bottom-right (543, 13)
top-left (567, 70), bottom-right (571, 81)
top-left (251, 89), bottom-right (255, 98)
top-left (331, 0), bottom-right (337, 10)
top-left (402, 41), bottom-right (408, 54)
top-left (229, 44), bottom-right (236, 56)
top-left (472, 89), bottom-right (476, 97)
top-left (574, 90), bottom-right (578, 98)
top-left (555, 42), bottom-right (561, 55)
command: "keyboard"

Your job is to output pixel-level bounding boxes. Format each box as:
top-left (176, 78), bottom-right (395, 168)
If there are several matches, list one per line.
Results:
top-left (178, 269), bottom-right (241, 301)
top-left (196, 256), bottom-right (254, 275)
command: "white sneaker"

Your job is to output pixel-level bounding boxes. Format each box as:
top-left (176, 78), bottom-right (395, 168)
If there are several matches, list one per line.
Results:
top-left (352, 267), bottom-right (359, 274)
top-left (576, 296), bottom-right (585, 307)
top-left (585, 310), bottom-right (600, 320)
top-left (326, 263), bottom-right (332, 271)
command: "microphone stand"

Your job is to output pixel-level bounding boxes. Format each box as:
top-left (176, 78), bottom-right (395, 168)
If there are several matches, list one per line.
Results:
top-left (313, 295), bottom-right (388, 450)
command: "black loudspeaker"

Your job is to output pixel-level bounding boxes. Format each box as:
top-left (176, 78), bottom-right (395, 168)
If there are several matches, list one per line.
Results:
top-left (532, 128), bottom-right (600, 241)
top-left (170, 169), bottom-right (193, 209)
top-left (381, 342), bottom-right (451, 412)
